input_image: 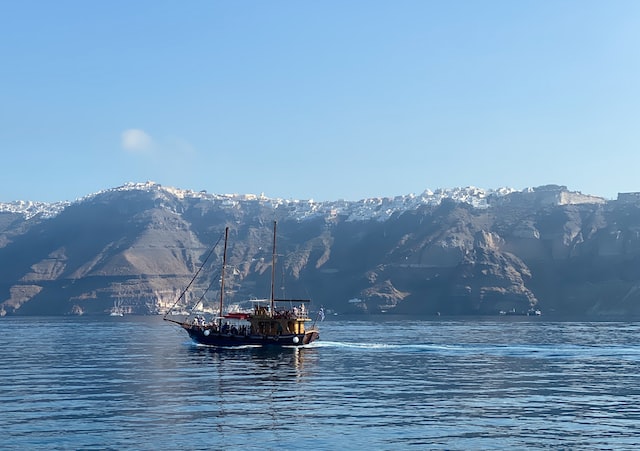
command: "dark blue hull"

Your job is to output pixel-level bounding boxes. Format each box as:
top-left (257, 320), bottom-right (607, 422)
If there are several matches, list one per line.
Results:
top-left (184, 324), bottom-right (319, 347)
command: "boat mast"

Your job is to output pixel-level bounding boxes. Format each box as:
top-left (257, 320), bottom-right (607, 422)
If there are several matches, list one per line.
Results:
top-left (218, 226), bottom-right (229, 326)
top-left (270, 220), bottom-right (277, 318)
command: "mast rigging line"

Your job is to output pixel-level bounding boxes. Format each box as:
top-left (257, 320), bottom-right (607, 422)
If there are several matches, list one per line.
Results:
top-left (163, 230), bottom-right (226, 319)
top-left (190, 267), bottom-right (222, 316)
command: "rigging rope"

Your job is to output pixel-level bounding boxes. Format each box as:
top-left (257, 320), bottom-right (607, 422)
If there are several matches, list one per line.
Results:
top-left (163, 230), bottom-right (225, 319)
top-left (191, 268), bottom-right (222, 315)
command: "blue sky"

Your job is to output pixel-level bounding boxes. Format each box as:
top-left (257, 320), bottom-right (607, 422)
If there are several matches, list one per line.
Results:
top-left (1, 1), bottom-right (639, 202)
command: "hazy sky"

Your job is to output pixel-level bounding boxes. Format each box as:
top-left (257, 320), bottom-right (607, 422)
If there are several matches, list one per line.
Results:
top-left (2, 1), bottom-right (639, 202)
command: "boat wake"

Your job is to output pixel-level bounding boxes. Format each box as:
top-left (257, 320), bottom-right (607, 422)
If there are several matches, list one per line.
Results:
top-left (309, 340), bottom-right (452, 351)
top-left (308, 340), bottom-right (640, 361)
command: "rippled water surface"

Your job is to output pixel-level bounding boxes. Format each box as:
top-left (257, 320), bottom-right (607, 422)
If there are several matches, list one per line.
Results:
top-left (2, 316), bottom-right (640, 449)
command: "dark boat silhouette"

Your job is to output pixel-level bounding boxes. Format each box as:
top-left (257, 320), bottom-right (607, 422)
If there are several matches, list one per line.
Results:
top-left (164, 221), bottom-right (320, 347)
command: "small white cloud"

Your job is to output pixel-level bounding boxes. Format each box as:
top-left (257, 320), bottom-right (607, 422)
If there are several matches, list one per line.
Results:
top-left (122, 129), bottom-right (153, 152)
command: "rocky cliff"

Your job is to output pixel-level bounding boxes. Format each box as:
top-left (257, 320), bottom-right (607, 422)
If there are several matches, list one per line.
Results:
top-left (2, 182), bottom-right (639, 317)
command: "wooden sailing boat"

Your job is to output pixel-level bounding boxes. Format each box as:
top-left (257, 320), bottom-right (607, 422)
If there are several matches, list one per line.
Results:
top-left (164, 221), bottom-right (320, 347)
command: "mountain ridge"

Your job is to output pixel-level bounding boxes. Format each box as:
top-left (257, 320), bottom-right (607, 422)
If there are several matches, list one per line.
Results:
top-left (0, 181), bottom-right (606, 221)
top-left (2, 181), bottom-right (639, 317)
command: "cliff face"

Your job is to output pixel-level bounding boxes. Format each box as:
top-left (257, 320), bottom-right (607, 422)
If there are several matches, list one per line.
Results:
top-left (2, 184), bottom-right (640, 317)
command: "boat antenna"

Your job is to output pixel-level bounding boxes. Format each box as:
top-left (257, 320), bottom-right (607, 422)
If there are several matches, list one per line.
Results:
top-left (270, 220), bottom-right (277, 318)
top-left (218, 226), bottom-right (229, 327)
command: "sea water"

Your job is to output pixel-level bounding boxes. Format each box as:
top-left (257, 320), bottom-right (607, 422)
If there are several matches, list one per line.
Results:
top-left (2, 316), bottom-right (640, 450)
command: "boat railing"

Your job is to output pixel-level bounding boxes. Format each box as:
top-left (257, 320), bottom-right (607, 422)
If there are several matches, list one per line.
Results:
top-left (271, 309), bottom-right (310, 320)
top-left (273, 299), bottom-right (312, 320)
top-left (251, 299), bottom-right (312, 320)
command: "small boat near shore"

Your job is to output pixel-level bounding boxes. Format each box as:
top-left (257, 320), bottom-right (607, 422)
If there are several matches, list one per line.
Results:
top-left (164, 222), bottom-right (320, 347)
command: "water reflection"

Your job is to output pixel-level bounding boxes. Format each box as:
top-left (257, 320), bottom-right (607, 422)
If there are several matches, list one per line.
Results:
top-left (183, 343), bottom-right (319, 382)
top-left (183, 345), bottom-right (319, 391)
top-left (166, 344), bottom-right (321, 437)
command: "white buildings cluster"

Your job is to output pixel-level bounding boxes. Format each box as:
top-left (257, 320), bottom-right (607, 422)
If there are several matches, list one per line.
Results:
top-left (0, 182), bottom-right (609, 222)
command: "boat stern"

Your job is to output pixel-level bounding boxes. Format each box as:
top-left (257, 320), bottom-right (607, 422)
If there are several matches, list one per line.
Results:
top-left (302, 329), bottom-right (320, 345)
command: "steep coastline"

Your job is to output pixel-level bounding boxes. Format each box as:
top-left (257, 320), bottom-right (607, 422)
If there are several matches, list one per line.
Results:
top-left (2, 182), bottom-right (639, 317)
